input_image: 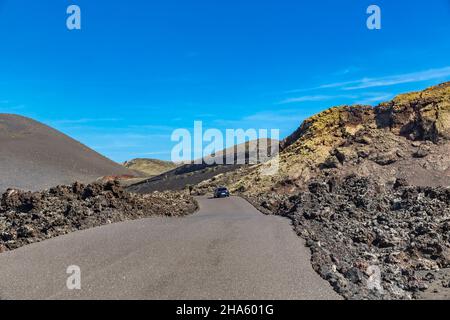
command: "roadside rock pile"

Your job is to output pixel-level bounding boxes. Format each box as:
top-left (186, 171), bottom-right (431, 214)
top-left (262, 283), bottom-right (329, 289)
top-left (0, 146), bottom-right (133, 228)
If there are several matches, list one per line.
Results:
top-left (0, 180), bottom-right (198, 252)
top-left (266, 175), bottom-right (450, 299)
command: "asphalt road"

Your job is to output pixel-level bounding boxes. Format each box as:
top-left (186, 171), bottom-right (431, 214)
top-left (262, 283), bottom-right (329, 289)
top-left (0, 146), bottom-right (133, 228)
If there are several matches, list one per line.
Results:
top-left (0, 196), bottom-right (340, 300)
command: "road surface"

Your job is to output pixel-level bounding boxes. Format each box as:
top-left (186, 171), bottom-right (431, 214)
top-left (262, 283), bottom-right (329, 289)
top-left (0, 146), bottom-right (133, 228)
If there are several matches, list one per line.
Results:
top-left (0, 196), bottom-right (340, 300)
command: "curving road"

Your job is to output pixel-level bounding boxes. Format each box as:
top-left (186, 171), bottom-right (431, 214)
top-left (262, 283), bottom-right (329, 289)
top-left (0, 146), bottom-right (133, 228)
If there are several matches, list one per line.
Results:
top-left (0, 196), bottom-right (340, 300)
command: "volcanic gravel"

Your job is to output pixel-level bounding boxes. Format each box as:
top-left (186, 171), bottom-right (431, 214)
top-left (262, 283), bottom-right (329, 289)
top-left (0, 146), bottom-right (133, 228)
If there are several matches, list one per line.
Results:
top-left (252, 175), bottom-right (450, 299)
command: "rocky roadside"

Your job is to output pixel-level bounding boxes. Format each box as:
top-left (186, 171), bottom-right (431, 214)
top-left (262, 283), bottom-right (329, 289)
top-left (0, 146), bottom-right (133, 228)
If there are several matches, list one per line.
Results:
top-left (246, 175), bottom-right (450, 300)
top-left (0, 180), bottom-right (198, 253)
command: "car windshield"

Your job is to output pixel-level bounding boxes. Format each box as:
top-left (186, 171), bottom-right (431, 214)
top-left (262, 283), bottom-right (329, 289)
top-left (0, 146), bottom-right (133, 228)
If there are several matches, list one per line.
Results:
top-left (217, 188), bottom-right (227, 192)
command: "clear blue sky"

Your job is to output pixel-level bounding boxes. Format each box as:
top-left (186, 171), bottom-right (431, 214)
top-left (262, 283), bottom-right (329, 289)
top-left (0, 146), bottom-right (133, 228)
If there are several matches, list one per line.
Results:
top-left (1, 0), bottom-right (449, 162)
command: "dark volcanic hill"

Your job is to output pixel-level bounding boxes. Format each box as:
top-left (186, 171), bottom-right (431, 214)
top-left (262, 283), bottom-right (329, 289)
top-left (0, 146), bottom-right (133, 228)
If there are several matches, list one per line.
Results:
top-left (0, 114), bottom-right (135, 192)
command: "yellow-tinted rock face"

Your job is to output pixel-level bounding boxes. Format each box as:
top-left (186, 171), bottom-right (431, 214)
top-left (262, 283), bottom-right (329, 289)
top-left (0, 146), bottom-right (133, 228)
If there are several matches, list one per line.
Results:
top-left (377, 82), bottom-right (450, 141)
top-left (196, 82), bottom-right (450, 197)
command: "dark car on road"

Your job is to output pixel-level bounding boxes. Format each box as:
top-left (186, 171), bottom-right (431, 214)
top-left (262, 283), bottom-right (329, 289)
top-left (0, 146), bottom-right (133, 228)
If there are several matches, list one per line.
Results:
top-left (214, 187), bottom-right (230, 198)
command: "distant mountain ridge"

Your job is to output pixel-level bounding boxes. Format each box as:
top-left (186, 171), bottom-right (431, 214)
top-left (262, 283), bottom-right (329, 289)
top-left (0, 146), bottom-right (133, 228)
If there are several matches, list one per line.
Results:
top-left (123, 158), bottom-right (179, 177)
top-left (127, 138), bottom-right (279, 193)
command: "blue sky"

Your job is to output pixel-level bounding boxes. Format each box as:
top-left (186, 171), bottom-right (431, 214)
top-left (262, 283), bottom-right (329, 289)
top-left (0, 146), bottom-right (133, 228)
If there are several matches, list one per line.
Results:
top-left (0, 0), bottom-right (449, 162)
